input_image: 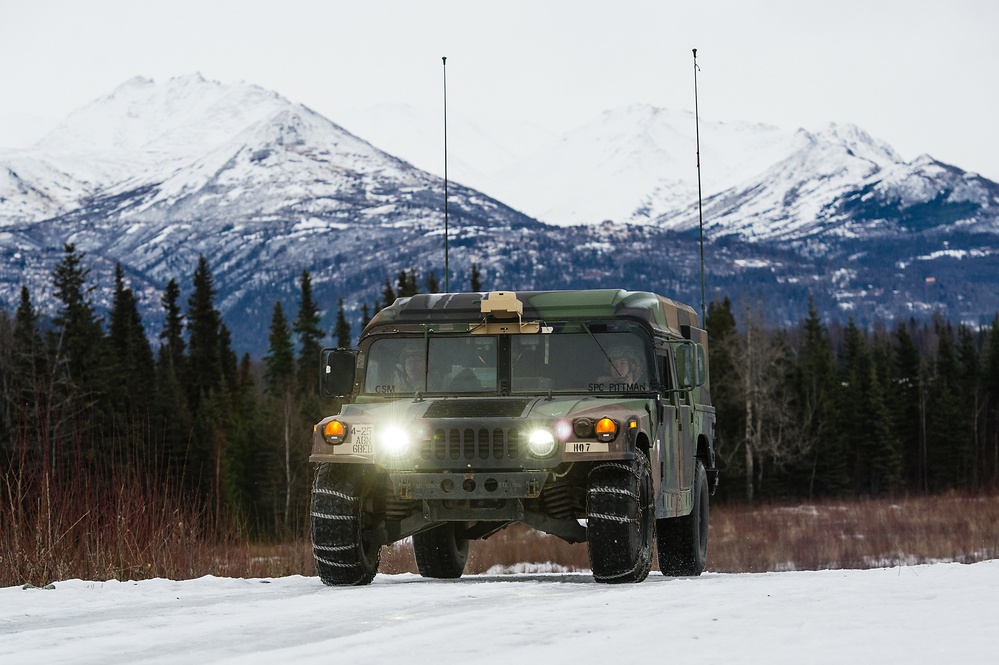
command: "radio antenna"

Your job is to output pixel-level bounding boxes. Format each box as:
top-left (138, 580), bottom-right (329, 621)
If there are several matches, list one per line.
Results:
top-left (442, 56), bottom-right (450, 293)
top-left (693, 48), bottom-right (706, 323)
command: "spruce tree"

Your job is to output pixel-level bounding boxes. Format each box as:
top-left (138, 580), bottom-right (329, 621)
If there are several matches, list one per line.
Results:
top-left (798, 299), bottom-right (848, 497)
top-left (892, 321), bottom-right (924, 491)
top-left (704, 297), bottom-right (741, 500)
top-left (957, 325), bottom-right (983, 489)
top-left (425, 269), bottom-right (440, 294)
top-left (184, 256), bottom-right (225, 497)
top-left (470, 263), bottom-right (482, 292)
top-left (265, 302), bottom-right (295, 393)
top-left (13, 286), bottom-right (42, 368)
top-left (264, 301), bottom-right (297, 529)
top-left (11, 287), bottom-right (47, 454)
top-left (334, 299), bottom-right (352, 348)
top-left (219, 322), bottom-right (238, 394)
top-left (838, 317), bottom-right (868, 492)
top-left (983, 315), bottom-right (999, 488)
top-left (0, 311), bottom-right (13, 449)
top-left (155, 278), bottom-right (192, 487)
top-left (107, 264), bottom-right (154, 418)
top-left (159, 278), bottom-right (185, 373)
top-left (925, 323), bottom-right (970, 490)
top-left (293, 270), bottom-right (323, 393)
top-left (186, 256), bottom-right (222, 411)
top-left (393, 269), bottom-right (418, 298)
top-left (863, 350), bottom-right (903, 494)
top-left (382, 279), bottom-right (396, 307)
top-left (226, 353), bottom-right (274, 535)
top-left (51, 243), bottom-right (104, 393)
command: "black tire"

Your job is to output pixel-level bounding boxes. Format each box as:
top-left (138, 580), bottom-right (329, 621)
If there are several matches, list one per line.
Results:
top-left (412, 523), bottom-right (469, 579)
top-left (657, 459), bottom-right (709, 576)
top-left (587, 450), bottom-right (654, 583)
top-left (311, 463), bottom-right (381, 586)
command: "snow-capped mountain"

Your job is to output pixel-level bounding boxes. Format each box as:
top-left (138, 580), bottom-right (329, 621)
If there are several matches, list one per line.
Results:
top-left (332, 102), bottom-right (557, 196)
top-left (0, 74), bottom-right (548, 351)
top-left (350, 102), bottom-right (999, 241)
top-left (1, 75), bottom-right (998, 356)
top-left (3, 74), bottom-right (494, 228)
top-left (659, 123), bottom-right (999, 243)
top-left (480, 105), bottom-right (802, 228)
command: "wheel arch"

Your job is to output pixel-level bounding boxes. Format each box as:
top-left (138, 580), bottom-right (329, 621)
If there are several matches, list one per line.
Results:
top-left (634, 429), bottom-right (652, 460)
top-left (696, 432), bottom-right (714, 467)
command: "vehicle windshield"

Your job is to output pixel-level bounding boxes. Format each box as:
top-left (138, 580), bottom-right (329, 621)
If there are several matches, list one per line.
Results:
top-left (363, 337), bottom-right (498, 395)
top-left (363, 326), bottom-right (653, 395)
top-left (510, 330), bottom-right (651, 393)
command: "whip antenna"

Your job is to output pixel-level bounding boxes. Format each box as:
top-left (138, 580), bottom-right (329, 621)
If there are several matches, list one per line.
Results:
top-left (442, 56), bottom-right (450, 293)
top-left (693, 48), bottom-right (706, 323)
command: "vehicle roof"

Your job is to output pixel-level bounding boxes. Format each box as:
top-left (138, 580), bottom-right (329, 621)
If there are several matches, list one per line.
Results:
top-left (366, 289), bottom-right (699, 337)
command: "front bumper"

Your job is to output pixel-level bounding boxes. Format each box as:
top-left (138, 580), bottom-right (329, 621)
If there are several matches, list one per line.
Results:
top-left (390, 470), bottom-right (548, 501)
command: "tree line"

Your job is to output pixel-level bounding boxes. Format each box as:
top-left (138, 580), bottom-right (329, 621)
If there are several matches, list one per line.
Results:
top-left (2, 248), bottom-right (997, 546)
top-left (0, 245), bottom-right (484, 539)
top-left (706, 297), bottom-right (999, 502)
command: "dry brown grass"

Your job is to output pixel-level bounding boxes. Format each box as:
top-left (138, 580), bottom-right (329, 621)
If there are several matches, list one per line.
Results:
top-left (4, 462), bottom-right (997, 586)
top-left (706, 492), bottom-right (999, 572)
top-left (380, 492), bottom-right (999, 576)
top-left (1, 458), bottom-right (245, 587)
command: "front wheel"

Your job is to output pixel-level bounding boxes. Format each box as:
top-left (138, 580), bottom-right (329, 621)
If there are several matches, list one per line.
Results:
top-left (587, 450), bottom-right (654, 583)
top-left (412, 523), bottom-right (469, 579)
top-left (311, 463), bottom-right (381, 586)
top-left (656, 459), bottom-right (709, 576)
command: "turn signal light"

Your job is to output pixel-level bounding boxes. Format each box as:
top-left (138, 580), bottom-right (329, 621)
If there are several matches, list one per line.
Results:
top-left (594, 417), bottom-right (617, 442)
top-left (323, 420), bottom-right (346, 444)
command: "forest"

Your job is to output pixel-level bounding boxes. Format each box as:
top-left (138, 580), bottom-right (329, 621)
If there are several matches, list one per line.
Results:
top-left (1, 245), bottom-right (998, 582)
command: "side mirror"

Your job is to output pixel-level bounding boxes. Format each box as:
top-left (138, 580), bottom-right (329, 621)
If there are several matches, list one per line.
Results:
top-left (320, 348), bottom-right (358, 398)
top-left (676, 341), bottom-right (706, 390)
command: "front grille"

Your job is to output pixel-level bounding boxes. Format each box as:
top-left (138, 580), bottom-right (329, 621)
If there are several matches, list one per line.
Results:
top-left (423, 399), bottom-right (531, 419)
top-left (420, 427), bottom-right (521, 462)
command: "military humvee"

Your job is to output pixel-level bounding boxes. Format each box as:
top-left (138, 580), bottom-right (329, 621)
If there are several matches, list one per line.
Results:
top-left (311, 289), bottom-right (717, 585)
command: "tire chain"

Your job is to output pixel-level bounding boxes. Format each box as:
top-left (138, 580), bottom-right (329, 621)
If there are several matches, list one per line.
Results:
top-left (311, 464), bottom-right (379, 585)
top-left (587, 452), bottom-right (653, 583)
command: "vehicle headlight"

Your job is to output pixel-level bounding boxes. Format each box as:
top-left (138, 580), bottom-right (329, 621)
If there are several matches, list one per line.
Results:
top-left (527, 428), bottom-right (556, 457)
top-left (379, 424), bottom-right (412, 457)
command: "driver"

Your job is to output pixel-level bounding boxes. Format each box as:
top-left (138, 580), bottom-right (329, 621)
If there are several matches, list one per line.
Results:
top-left (396, 343), bottom-right (425, 392)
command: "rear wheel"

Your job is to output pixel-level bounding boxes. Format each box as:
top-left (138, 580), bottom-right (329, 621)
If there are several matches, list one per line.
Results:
top-left (587, 450), bottom-right (654, 583)
top-left (413, 523), bottom-right (469, 579)
top-left (311, 463), bottom-right (381, 586)
top-left (656, 460), bottom-right (709, 576)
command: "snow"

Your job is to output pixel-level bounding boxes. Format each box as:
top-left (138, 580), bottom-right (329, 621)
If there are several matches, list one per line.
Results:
top-left (0, 74), bottom-right (432, 227)
top-left (4, 74), bottom-right (997, 244)
top-left (1, 561), bottom-right (995, 664)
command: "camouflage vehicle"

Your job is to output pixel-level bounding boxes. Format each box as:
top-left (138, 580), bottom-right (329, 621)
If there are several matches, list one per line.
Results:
top-left (311, 290), bottom-right (717, 585)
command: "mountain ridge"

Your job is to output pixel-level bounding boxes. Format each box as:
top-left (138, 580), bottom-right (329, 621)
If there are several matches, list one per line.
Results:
top-left (2, 75), bottom-right (997, 355)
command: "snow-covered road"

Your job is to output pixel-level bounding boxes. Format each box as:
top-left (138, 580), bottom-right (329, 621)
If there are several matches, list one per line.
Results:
top-left (2, 561), bottom-right (995, 664)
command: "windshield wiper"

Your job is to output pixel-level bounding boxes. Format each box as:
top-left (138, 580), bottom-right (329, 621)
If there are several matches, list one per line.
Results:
top-left (582, 323), bottom-right (614, 366)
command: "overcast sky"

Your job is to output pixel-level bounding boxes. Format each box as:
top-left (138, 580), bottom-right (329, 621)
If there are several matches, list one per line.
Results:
top-left (1, 0), bottom-right (996, 181)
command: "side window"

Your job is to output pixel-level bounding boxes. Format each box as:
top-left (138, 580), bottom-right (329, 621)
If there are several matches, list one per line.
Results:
top-left (658, 350), bottom-right (689, 402)
top-left (657, 353), bottom-right (673, 392)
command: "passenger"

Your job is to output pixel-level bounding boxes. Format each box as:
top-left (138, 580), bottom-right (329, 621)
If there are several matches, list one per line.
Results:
top-left (597, 345), bottom-right (647, 389)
